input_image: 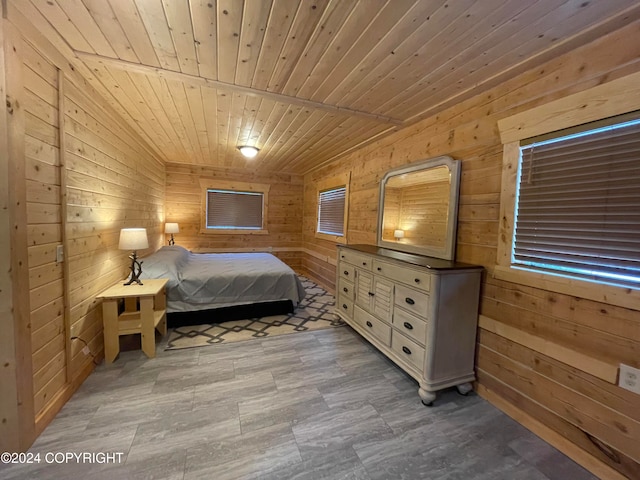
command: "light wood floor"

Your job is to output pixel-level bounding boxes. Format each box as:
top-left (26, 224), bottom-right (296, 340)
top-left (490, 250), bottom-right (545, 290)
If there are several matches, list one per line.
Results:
top-left (1, 326), bottom-right (596, 479)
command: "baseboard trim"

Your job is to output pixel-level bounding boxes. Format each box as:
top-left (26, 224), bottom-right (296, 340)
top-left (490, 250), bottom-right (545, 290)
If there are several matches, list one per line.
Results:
top-left (299, 267), bottom-right (335, 295)
top-left (301, 248), bottom-right (337, 266)
top-left (34, 353), bottom-right (102, 438)
top-left (190, 247), bottom-right (303, 254)
top-left (479, 315), bottom-right (617, 384)
top-left (476, 384), bottom-right (626, 480)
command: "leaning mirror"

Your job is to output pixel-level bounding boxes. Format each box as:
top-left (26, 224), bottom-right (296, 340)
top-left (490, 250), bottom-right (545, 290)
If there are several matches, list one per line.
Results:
top-left (378, 156), bottom-right (461, 260)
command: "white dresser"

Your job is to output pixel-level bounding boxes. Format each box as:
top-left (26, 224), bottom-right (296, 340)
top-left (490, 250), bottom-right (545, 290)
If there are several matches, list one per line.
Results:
top-left (336, 244), bottom-right (482, 405)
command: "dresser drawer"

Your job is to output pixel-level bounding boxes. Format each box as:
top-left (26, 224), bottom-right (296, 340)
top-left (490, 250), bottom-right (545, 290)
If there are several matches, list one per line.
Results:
top-left (338, 262), bottom-right (355, 282)
top-left (354, 306), bottom-right (391, 346)
top-left (394, 284), bottom-right (429, 317)
top-left (339, 249), bottom-right (373, 271)
top-left (338, 277), bottom-right (355, 301)
top-left (391, 332), bottom-right (426, 373)
top-left (373, 260), bottom-right (431, 292)
top-left (337, 295), bottom-right (354, 319)
top-left (393, 308), bottom-right (427, 346)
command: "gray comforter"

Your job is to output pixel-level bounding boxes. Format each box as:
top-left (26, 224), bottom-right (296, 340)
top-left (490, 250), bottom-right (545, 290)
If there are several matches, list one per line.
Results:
top-left (139, 246), bottom-right (306, 313)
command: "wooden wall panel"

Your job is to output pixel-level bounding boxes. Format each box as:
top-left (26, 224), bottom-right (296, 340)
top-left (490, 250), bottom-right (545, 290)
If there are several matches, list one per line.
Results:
top-left (302, 20), bottom-right (640, 477)
top-left (3, 13), bottom-right (167, 446)
top-left (0, 8), bottom-right (24, 454)
top-left (22, 40), bottom-right (65, 420)
top-left (64, 79), bottom-right (165, 380)
top-left (164, 163), bottom-right (303, 269)
top-left (3, 20), bottom-right (37, 451)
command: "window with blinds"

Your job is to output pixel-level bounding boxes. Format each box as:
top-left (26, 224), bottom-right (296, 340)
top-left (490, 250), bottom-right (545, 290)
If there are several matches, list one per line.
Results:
top-left (317, 187), bottom-right (346, 236)
top-left (206, 189), bottom-right (264, 229)
top-left (513, 116), bottom-right (640, 287)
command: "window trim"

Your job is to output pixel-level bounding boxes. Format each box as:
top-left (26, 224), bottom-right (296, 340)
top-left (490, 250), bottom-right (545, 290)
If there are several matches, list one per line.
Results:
top-left (199, 179), bottom-right (270, 235)
top-left (496, 71), bottom-right (640, 311)
top-left (317, 186), bottom-right (347, 236)
top-left (315, 172), bottom-right (350, 244)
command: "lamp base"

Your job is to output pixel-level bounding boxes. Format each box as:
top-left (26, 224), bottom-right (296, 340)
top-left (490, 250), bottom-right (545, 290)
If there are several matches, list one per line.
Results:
top-left (123, 251), bottom-right (144, 286)
top-left (168, 234), bottom-right (175, 246)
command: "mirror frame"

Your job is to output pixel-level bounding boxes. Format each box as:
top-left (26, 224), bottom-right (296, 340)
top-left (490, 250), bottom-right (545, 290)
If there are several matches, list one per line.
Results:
top-left (377, 155), bottom-right (461, 260)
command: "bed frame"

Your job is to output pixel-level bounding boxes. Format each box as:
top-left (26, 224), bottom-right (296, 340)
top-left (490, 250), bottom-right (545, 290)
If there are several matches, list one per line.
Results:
top-left (166, 300), bottom-right (294, 328)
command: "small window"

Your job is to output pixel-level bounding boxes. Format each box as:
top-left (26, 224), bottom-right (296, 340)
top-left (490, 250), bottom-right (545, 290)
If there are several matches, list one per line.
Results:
top-left (317, 187), bottom-right (346, 236)
top-left (199, 179), bottom-right (270, 235)
top-left (206, 189), bottom-right (263, 230)
top-left (512, 116), bottom-right (640, 287)
top-left (315, 172), bottom-right (350, 243)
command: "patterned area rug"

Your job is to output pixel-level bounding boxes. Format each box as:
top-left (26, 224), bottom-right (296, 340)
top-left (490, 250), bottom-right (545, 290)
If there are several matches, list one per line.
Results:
top-left (165, 277), bottom-right (344, 350)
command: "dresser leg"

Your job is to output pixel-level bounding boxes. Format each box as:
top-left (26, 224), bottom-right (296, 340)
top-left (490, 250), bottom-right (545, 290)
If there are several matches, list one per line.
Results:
top-left (419, 386), bottom-right (436, 406)
top-left (456, 382), bottom-right (473, 396)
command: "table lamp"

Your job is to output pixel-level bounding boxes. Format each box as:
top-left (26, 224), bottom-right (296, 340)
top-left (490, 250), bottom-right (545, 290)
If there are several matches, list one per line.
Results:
top-left (165, 223), bottom-right (179, 245)
top-left (119, 228), bottom-right (149, 285)
top-left (394, 229), bottom-right (405, 241)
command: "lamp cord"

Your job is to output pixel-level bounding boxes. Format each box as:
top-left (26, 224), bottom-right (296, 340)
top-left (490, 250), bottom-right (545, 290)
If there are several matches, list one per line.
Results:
top-left (70, 336), bottom-right (100, 366)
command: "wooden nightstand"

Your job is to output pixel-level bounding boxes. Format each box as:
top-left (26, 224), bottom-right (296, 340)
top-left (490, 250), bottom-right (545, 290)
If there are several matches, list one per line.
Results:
top-left (96, 278), bottom-right (169, 363)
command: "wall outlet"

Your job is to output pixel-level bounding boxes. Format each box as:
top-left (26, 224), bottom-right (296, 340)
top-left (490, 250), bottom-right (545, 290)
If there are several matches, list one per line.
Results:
top-left (56, 244), bottom-right (64, 263)
top-left (618, 364), bottom-right (640, 394)
top-left (82, 346), bottom-right (90, 356)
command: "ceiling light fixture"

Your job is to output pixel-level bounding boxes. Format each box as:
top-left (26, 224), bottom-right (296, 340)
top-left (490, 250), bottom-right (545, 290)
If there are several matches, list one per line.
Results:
top-left (238, 146), bottom-right (259, 158)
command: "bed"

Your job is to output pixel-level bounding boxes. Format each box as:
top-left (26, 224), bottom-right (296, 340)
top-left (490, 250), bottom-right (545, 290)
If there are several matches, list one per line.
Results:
top-left (139, 246), bottom-right (306, 325)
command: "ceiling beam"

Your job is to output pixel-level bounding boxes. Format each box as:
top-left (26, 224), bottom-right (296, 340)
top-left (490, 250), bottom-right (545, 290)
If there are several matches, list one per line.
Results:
top-left (75, 52), bottom-right (404, 126)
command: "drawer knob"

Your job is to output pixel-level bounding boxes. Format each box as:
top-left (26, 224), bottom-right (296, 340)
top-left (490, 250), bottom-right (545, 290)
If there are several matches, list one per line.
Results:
top-left (377, 267), bottom-right (382, 271)
top-left (403, 322), bottom-right (413, 330)
top-left (366, 321), bottom-right (373, 328)
top-left (362, 262), bottom-right (367, 266)
top-left (344, 270), bottom-right (349, 276)
top-left (341, 255), bottom-right (345, 259)
top-left (342, 304), bottom-right (348, 310)
top-left (368, 292), bottom-right (375, 297)
top-left (405, 297), bottom-right (415, 305)
top-left (414, 278), bottom-right (420, 284)
top-left (402, 346), bottom-right (412, 355)
top-left (343, 287), bottom-right (349, 293)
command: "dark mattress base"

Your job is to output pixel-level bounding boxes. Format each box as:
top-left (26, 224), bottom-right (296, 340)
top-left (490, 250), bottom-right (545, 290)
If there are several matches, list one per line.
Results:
top-left (167, 300), bottom-right (295, 329)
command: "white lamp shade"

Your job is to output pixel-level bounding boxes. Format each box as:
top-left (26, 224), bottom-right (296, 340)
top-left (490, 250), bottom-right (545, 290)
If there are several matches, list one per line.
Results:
top-left (118, 228), bottom-right (149, 250)
top-left (238, 146), bottom-right (259, 158)
top-left (394, 229), bottom-right (405, 239)
top-left (165, 222), bottom-right (179, 234)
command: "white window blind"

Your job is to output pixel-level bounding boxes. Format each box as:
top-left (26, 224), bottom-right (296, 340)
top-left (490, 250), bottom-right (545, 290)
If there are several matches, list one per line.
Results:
top-left (317, 187), bottom-right (346, 236)
top-left (206, 189), bottom-right (263, 229)
top-left (513, 117), bottom-right (640, 286)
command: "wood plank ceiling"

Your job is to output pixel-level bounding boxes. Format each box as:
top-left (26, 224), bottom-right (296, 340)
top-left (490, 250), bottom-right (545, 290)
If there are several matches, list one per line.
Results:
top-left (10, 0), bottom-right (640, 174)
